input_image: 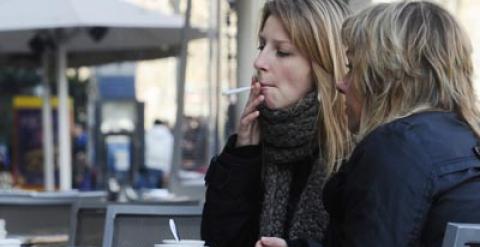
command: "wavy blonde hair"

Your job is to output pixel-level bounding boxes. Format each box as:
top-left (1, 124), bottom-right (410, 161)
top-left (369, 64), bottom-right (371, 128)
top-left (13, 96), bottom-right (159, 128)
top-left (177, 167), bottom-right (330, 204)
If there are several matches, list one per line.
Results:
top-left (342, 1), bottom-right (480, 140)
top-left (260, 0), bottom-right (352, 175)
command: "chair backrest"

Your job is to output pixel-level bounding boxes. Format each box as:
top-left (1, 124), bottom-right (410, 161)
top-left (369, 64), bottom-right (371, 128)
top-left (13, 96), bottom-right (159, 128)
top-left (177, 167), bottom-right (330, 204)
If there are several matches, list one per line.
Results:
top-left (102, 204), bottom-right (202, 247)
top-left (442, 223), bottom-right (480, 247)
top-left (0, 196), bottom-right (74, 236)
top-left (76, 191), bottom-right (108, 203)
top-left (68, 201), bottom-right (108, 247)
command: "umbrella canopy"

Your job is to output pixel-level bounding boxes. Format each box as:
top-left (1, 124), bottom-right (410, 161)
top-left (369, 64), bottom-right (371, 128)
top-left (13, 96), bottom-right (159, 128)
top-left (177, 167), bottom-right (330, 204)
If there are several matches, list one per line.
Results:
top-left (0, 0), bottom-right (204, 67)
top-left (0, 0), bottom-right (204, 191)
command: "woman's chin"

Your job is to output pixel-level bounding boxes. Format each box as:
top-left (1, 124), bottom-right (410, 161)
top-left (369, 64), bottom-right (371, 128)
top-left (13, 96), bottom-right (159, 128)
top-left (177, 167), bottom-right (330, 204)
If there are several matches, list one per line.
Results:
top-left (263, 95), bottom-right (291, 110)
top-left (261, 97), bottom-right (277, 109)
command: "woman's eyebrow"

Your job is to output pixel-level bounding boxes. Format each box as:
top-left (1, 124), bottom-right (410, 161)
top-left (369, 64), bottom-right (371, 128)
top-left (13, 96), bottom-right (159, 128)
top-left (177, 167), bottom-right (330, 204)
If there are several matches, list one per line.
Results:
top-left (258, 34), bottom-right (291, 45)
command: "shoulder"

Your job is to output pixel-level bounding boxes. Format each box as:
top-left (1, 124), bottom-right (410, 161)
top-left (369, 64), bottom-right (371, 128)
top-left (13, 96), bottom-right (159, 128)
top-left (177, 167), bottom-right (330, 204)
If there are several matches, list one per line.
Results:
top-left (360, 111), bottom-right (477, 167)
top-left (348, 112), bottom-right (470, 179)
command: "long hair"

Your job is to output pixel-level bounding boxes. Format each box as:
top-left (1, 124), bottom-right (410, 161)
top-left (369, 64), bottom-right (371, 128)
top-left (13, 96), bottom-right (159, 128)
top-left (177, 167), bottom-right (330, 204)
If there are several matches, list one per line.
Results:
top-left (259, 0), bottom-right (352, 175)
top-left (342, 1), bottom-right (480, 140)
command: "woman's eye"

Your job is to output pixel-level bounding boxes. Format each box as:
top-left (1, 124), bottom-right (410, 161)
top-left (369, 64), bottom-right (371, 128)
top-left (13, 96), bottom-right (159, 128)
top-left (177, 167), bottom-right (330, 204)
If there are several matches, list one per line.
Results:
top-left (276, 51), bottom-right (291, 57)
top-left (257, 39), bottom-right (265, 50)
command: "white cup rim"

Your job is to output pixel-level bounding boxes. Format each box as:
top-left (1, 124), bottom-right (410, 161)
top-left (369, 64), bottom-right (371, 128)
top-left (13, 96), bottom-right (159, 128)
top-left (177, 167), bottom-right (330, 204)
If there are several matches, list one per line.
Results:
top-left (162, 239), bottom-right (205, 244)
top-left (154, 245), bottom-right (203, 247)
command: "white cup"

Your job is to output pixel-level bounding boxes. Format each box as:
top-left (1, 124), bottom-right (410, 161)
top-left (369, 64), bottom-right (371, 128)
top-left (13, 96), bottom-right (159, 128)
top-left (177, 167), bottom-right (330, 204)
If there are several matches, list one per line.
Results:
top-left (154, 239), bottom-right (205, 247)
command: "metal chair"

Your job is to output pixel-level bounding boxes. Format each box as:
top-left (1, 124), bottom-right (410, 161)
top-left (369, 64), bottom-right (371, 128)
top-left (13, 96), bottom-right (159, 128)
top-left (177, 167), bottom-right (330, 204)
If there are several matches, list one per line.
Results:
top-left (442, 223), bottom-right (480, 247)
top-left (0, 195), bottom-right (74, 236)
top-left (102, 204), bottom-right (202, 247)
top-left (68, 201), bottom-right (108, 247)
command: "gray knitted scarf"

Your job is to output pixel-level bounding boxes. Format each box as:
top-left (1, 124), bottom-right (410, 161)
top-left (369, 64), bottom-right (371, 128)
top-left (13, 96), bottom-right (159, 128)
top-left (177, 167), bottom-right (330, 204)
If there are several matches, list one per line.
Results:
top-left (258, 91), bottom-right (328, 241)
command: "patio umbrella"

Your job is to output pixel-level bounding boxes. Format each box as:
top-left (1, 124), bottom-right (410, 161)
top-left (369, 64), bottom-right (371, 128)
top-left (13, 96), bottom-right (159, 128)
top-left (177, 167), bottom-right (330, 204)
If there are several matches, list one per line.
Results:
top-left (0, 0), bottom-right (204, 191)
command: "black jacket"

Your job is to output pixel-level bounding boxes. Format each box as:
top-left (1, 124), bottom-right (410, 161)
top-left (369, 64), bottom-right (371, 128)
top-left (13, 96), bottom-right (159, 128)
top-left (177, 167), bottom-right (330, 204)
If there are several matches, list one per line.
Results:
top-left (322, 111), bottom-right (480, 247)
top-left (201, 136), bottom-right (316, 247)
top-left (201, 135), bottom-right (262, 247)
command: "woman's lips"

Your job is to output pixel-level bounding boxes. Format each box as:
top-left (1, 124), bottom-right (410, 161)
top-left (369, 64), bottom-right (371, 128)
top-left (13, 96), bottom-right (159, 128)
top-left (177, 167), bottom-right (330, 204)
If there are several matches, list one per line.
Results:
top-left (259, 81), bottom-right (274, 87)
top-left (260, 86), bottom-right (273, 94)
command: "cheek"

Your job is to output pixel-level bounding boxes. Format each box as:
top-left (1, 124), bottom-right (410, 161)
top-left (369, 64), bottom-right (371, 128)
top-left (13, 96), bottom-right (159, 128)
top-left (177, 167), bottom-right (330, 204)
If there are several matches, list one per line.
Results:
top-left (349, 92), bottom-right (363, 118)
top-left (282, 63), bottom-right (312, 92)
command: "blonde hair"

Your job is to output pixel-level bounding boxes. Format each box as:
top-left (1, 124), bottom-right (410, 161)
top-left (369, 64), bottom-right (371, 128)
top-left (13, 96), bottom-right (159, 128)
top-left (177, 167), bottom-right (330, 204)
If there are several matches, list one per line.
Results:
top-left (260, 0), bottom-right (352, 175)
top-left (342, 1), bottom-right (480, 140)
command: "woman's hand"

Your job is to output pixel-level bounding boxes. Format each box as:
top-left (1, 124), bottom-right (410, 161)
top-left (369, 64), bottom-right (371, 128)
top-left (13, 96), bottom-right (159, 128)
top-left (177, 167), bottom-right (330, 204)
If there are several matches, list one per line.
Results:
top-left (236, 77), bottom-right (264, 147)
top-left (255, 237), bottom-right (288, 247)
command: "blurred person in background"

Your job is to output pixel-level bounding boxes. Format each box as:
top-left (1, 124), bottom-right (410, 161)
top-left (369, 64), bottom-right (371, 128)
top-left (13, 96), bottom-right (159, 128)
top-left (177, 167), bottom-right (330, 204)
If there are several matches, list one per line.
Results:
top-left (182, 116), bottom-right (208, 171)
top-left (144, 119), bottom-right (173, 188)
top-left (72, 123), bottom-right (93, 190)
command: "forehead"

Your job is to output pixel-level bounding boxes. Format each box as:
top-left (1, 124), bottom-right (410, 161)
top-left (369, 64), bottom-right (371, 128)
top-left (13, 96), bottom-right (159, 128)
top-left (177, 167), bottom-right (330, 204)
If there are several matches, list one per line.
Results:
top-left (260, 16), bottom-right (291, 41)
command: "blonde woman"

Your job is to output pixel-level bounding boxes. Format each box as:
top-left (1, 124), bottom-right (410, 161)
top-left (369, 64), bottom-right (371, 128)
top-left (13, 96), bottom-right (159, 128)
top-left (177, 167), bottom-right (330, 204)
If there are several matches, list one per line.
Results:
top-left (201, 0), bottom-right (351, 246)
top-left (260, 1), bottom-right (480, 247)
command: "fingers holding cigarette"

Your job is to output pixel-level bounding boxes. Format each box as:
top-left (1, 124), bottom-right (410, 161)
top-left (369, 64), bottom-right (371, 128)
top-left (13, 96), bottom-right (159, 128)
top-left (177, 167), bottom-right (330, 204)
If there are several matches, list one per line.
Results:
top-left (235, 77), bottom-right (263, 147)
top-left (243, 86), bottom-right (263, 118)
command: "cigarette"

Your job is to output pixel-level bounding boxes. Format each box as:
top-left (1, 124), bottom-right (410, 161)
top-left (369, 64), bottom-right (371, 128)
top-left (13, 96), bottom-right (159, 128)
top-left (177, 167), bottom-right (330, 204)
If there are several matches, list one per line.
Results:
top-left (222, 86), bottom-right (251, 95)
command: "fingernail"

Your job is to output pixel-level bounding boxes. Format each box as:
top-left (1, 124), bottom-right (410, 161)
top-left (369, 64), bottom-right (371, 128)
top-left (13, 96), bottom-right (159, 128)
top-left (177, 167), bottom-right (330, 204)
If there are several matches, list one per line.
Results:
top-left (261, 237), bottom-right (270, 243)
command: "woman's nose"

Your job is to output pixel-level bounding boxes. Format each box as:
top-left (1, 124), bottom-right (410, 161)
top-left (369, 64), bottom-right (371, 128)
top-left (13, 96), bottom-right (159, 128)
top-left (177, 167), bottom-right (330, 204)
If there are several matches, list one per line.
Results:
top-left (254, 51), bottom-right (268, 71)
top-left (336, 79), bottom-right (349, 94)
